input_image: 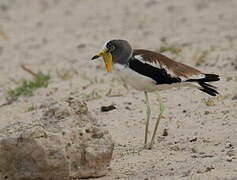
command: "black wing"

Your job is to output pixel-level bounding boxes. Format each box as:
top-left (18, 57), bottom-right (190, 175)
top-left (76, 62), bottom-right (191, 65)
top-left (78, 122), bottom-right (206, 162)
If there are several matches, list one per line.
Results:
top-left (128, 58), bottom-right (181, 85)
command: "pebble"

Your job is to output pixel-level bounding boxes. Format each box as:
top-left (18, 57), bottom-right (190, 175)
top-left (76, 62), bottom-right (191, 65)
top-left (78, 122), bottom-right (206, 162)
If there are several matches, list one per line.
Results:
top-left (226, 157), bottom-right (232, 162)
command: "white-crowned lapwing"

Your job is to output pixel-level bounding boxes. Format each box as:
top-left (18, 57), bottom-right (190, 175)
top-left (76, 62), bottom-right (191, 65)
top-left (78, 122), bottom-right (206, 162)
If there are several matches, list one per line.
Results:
top-left (91, 39), bottom-right (220, 149)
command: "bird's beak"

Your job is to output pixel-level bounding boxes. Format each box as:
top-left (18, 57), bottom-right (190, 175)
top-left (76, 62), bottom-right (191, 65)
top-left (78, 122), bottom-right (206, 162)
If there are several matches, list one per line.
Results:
top-left (91, 49), bottom-right (112, 72)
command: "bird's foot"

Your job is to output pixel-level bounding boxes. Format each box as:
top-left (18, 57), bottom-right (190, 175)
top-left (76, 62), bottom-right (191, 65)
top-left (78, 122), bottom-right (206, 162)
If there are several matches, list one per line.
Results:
top-left (147, 143), bottom-right (153, 149)
top-left (143, 143), bottom-right (149, 150)
top-left (143, 143), bottom-right (153, 150)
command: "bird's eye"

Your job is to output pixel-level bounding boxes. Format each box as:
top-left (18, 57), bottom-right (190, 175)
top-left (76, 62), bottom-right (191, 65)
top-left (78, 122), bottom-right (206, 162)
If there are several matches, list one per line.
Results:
top-left (109, 45), bottom-right (116, 52)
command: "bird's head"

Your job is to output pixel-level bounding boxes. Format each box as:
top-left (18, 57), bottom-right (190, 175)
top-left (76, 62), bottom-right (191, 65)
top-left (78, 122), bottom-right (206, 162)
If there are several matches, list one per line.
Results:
top-left (91, 39), bottom-right (133, 72)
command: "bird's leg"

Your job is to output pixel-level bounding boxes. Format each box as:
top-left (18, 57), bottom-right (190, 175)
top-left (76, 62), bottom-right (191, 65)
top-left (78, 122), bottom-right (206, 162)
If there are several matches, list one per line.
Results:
top-left (148, 91), bottom-right (165, 149)
top-left (144, 91), bottom-right (151, 149)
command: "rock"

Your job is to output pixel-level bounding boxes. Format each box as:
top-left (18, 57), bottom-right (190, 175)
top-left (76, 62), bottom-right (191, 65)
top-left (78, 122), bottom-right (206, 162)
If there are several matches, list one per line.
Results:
top-left (191, 147), bottom-right (197, 153)
top-left (226, 156), bottom-right (233, 162)
top-left (162, 128), bottom-right (168, 136)
top-left (226, 150), bottom-right (235, 157)
top-left (100, 105), bottom-right (116, 112)
top-left (232, 94), bottom-right (237, 100)
top-left (189, 137), bottom-right (198, 142)
top-left (0, 97), bottom-right (114, 180)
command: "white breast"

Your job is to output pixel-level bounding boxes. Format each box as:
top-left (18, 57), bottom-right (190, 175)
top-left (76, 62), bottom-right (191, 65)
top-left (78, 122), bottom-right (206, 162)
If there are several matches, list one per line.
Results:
top-left (113, 63), bottom-right (158, 92)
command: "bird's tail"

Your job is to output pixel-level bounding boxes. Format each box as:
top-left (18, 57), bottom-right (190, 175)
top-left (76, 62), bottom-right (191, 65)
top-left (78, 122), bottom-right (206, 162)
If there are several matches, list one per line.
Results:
top-left (186, 74), bottom-right (220, 96)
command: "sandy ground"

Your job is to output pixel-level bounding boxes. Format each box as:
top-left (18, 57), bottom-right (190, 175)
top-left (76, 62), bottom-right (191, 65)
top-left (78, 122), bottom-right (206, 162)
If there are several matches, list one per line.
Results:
top-left (0, 0), bottom-right (237, 179)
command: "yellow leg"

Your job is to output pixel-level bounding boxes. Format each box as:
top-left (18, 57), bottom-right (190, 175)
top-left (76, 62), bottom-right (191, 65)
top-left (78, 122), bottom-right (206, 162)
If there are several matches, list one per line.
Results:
top-left (144, 91), bottom-right (151, 149)
top-left (148, 91), bottom-right (165, 149)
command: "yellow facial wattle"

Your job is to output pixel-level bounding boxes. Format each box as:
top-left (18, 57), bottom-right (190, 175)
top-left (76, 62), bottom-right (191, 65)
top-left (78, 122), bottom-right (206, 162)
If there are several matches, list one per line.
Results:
top-left (96, 49), bottom-right (112, 72)
top-left (102, 52), bottom-right (112, 72)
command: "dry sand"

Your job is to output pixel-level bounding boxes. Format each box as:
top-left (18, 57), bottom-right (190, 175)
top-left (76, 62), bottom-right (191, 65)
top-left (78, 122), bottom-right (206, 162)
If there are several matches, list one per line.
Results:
top-left (0, 0), bottom-right (237, 179)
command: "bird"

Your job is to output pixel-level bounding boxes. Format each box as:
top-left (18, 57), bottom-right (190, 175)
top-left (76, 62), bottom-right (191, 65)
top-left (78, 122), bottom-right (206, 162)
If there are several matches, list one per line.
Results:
top-left (91, 39), bottom-right (220, 149)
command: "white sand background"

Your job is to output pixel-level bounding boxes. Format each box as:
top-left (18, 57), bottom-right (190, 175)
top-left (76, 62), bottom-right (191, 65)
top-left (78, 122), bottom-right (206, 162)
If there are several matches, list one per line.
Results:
top-left (0, 0), bottom-right (237, 179)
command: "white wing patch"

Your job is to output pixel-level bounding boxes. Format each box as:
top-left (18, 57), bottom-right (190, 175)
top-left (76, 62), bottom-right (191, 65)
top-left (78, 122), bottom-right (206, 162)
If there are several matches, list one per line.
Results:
top-left (134, 55), bottom-right (181, 79)
top-left (161, 64), bottom-right (205, 81)
top-left (187, 73), bottom-right (205, 79)
top-left (134, 54), bottom-right (205, 81)
top-left (134, 55), bottom-right (162, 69)
top-left (161, 65), bottom-right (179, 79)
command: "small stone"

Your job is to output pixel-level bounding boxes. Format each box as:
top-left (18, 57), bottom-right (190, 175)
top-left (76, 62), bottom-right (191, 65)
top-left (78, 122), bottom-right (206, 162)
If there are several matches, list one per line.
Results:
top-left (204, 98), bottom-right (215, 106)
top-left (196, 170), bottom-right (202, 174)
top-left (162, 128), bottom-right (168, 136)
top-left (125, 106), bottom-right (131, 110)
top-left (205, 166), bottom-right (215, 172)
top-left (101, 105), bottom-right (116, 112)
top-left (226, 150), bottom-right (235, 157)
top-left (191, 147), bottom-right (197, 153)
top-left (76, 44), bottom-right (86, 49)
top-left (232, 94), bottom-right (237, 100)
top-left (225, 143), bottom-right (233, 149)
top-left (189, 137), bottom-right (197, 142)
top-left (214, 142), bottom-right (221, 146)
top-left (226, 157), bottom-right (232, 162)
top-left (200, 154), bottom-right (214, 158)
top-left (124, 102), bottom-right (132, 105)
top-left (170, 145), bottom-right (180, 151)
